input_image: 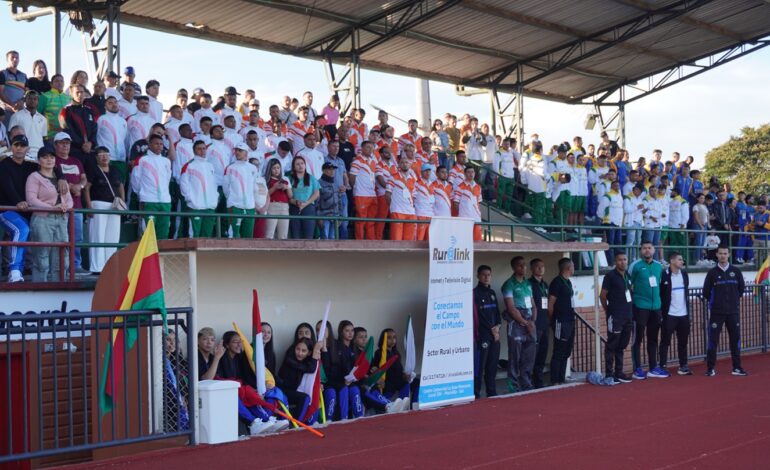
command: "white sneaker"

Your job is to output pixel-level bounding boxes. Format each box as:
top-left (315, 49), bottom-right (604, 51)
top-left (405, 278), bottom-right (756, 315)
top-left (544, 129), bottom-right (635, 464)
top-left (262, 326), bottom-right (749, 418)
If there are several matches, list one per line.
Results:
top-left (263, 416), bottom-right (289, 433)
top-left (249, 419), bottom-right (269, 435)
top-left (522, 213), bottom-right (532, 219)
top-left (8, 270), bottom-right (24, 283)
top-left (385, 398), bottom-right (402, 413)
top-left (273, 418), bottom-right (291, 432)
top-left (399, 397), bottom-right (411, 412)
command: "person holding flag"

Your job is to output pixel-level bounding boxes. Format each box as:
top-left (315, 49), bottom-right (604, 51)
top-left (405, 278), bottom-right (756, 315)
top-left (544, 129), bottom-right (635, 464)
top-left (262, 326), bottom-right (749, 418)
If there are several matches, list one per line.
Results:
top-left (278, 338), bottom-right (322, 424)
top-left (326, 320), bottom-right (364, 421)
top-left (374, 328), bottom-right (419, 410)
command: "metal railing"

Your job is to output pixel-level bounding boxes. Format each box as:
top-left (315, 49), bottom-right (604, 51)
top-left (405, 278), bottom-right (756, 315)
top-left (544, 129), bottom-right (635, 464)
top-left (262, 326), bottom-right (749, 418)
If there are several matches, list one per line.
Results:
top-left (0, 307), bottom-right (195, 464)
top-left (571, 314), bottom-right (607, 373)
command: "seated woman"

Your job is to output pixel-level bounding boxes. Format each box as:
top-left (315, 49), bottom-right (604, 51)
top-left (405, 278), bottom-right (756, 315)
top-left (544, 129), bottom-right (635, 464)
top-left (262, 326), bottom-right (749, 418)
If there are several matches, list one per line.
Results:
top-left (163, 331), bottom-right (189, 431)
top-left (284, 322), bottom-right (316, 359)
top-left (348, 325), bottom-right (404, 415)
top-left (278, 337), bottom-right (323, 424)
top-left (261, 322), bottom-right (277, 377)
top-left (315, 320), bottom-right (341, 422)
top-left (327, 320), bottom-right (364, 420)
top-left (216, 331), bottom-right (287, 435)
top-left (375, 328), bottom-right (420, 410)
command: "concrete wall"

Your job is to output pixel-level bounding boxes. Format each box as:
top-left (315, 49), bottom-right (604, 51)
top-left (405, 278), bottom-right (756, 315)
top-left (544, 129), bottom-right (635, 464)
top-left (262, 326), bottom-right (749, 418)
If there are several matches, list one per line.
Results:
top-left (193, 249), bottom-right (565, 367)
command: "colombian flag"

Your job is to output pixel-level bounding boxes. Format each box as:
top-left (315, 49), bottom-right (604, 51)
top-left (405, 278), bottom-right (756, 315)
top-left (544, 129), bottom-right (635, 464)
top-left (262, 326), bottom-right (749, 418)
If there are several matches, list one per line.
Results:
top-left (98, 219), bottom-right (167, 415)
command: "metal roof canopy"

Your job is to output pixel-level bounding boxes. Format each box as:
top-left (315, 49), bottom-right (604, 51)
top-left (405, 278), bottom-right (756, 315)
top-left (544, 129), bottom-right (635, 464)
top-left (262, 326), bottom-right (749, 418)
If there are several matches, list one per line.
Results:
top-left (15, 0), bottom-right (770, 105)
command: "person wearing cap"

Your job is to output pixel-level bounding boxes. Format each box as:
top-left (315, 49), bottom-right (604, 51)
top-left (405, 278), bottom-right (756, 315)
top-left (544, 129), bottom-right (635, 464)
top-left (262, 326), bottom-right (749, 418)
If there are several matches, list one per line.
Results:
top-left (386, 154), bottom-right (417, 241)
top-left (222, 114), bottom-right (244, 151)
top-left (96, 95), bottom-right (129, 183)
top-left (0, 135), bottom-right (36, 282)
top-left (453, 165), bottom-right (484, 241)
top-left (193, 93), bottom-right (218, 134)
top-left (59, 84), bottom-right (97, 163)
top-left (179, 140), bottom-right (219, 238)
top-left (8, 90), bottom-right (47, 159)
top-left (317, 161), bottom-right (341, 239)
top-left (127, 95), bottom-right (156, 150)
top-left (52, 132), bottom-right (88, 272)
top-left (237, 89), bottom-right (256, 121)
top-left (218, 87), bottom-right (240, 127)
top-left (104, 71), bottom-right (121, 100)
top-left (294, 133), bottom-right (324, 178)
top-left (145, 80), bottom-right (163, 123)
top-left (37, 73), bottom-right (71, 139)
top-left (131, 134), bottom-right (172, 239)
top-left (26, 146), bottom-right (74, 282)
top-left (324, 140), bottom-right (349, 239)
top-left (120, 66), bottom-right (142, 95)
top-left (413, 163), bottom-right (435, 241)
top-left (224, 142), bottom-right (267, 238)
top-left (187, 88), bottom-right (204, 114)
top-left (0, 51), bottom-right (27, 122)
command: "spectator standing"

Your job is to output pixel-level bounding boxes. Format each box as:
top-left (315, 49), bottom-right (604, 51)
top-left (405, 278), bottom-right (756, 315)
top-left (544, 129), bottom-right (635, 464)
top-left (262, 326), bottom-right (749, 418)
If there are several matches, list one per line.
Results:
top-left (96, 96), bottom-right (128, 180)
top-left (321, 94), bottom-right (340, 140)
top-left (325, 140), bottom-right (350, 239)
top-left (453, 165), bottom-right (483, 241)
top-left (145, 80), bottom-right (164, 123)
top-left (703, 247), bottom-right (747, 376)
top-left (529, 259), bottom-right (550, 388)
top-left (264, 158), bottom-right (292, 240)
top-left (473, 265), bottom-right (501, 398)
top-left (25, 59), bottom-right (51, 94)
top-left (37, 73), bottom-right (70, 139)
top-left (386, 155), bottom-right (417, 241)
top-left (0, 50), bottom-right (27, 124)
top-left (127, 96), bottom-right (156, 151)
top-left (317, 162), bottom-right (341, 239)
top-left (349, 141), bottom-right (379, 240)
top-left (659, 252), bottom-right (692, 376)
top-left (179, 140), bottom-right (218, 238)
top-left (600, 252), bottom-right (634, 384)
top-left (224, 143), bottom-right (266, 238)
top-left (83, 147), bottom-right (124, 273)
top-left (26, 147), bottom-right (73, 282)
top-left (59, 85), bottom-right (97, 163)
top-left (131, 134), bottom-right (172, 239)
top-left (288, 156), bottom-right (320, 239)
top-left (53, 132), bottom-right (87, 273)
top-left (502, 256), bottom-right (537, 392)
top-left (548, 258), bottom-right (577, 385)
top-left (8, 90), bottom-right (47, 159)
top-left (628, 241), bottom-right (664, 380)
top-left (0, 135), bottom-right (36, 282)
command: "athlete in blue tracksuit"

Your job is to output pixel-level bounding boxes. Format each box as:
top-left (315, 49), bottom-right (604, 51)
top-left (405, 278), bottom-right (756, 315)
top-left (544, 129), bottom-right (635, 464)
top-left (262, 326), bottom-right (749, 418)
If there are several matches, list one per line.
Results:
top-left (734, 194), bottom-right (754, 263)
top-left (702, 247), bottom-right (746, 376)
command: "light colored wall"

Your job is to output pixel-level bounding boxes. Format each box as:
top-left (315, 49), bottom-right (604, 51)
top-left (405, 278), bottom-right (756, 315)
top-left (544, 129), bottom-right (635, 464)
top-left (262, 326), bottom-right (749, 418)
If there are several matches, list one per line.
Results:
top-left (193, 250), bottom-right (564, 367)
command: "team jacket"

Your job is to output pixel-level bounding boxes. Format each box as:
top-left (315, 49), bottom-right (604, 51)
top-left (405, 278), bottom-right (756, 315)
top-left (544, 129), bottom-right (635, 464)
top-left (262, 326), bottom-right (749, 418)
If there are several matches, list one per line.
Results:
top-left (473, 283), bottom-right (501, 344)
top-left (180, 157), bottom-right (218, 210)
top-left (702, 264), bottom-right (745, 314)
top-left (660, 268), bottom-right (690, 316)
top-left (131, 151), bottom-right (172, 203)
top-left (96, 111), bottom-right (128, 162)
top-left (223, 160), bottom-right (265, 210)
top-left (59, 102), bottom-right (97, 149)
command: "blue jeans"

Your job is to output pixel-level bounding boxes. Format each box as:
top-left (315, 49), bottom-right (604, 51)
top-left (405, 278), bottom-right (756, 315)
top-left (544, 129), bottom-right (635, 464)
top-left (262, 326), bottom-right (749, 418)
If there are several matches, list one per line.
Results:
top-left (605, 224), bottom-right (622, 261)
top-left (0, 211), bottom-right (30, 272)
top-left (289, 203), bottom-right (317, 239)
top-left (693, 229), bottom-right (706, 261)
top-left (736, 232), bottom-right (754, 261)
top-left (644, 229), bottom-right (661, 260)
top-left (320, 220), bottom-right (336, 239)
top-left (73, 212), bottom-right (83, 269)
top-left (338, 193), bottom-right (349, 240)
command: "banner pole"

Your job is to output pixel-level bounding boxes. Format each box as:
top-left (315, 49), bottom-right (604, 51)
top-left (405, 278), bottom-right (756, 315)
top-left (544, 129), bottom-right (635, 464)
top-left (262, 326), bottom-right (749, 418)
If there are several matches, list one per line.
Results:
top-left (593, 250), bottom-right (601, 373)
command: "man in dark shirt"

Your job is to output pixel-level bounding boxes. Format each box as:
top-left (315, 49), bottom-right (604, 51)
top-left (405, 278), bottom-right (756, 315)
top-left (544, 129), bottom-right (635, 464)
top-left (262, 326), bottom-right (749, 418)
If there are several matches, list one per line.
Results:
top-left (60, 84), bottom-right (97, 163)
top-left (600, 252), bottom-right (634, 383)
top-left (0, 135), bottom-right (36, 282)
top-left (703, 246), bottom-right (747, 376)
top-left (529, 258), bottom-right (550, 388)
top-left (548, 258), bottom-right (577, 385)
top-left (473, 265), bottom-right (501, 398)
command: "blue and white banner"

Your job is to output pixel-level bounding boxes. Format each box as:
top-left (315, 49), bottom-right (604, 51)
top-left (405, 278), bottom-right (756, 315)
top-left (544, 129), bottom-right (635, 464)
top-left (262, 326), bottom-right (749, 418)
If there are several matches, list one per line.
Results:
top-left (418, 217), bottom-right (475, 409)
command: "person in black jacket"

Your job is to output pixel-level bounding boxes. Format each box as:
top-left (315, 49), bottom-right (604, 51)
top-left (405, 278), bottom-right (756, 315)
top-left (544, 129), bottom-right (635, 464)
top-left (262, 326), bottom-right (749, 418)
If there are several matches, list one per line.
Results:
top-left (529, 259), bottom-right (550, 388)
top-left (375, 328), bottom-right (419, 408)
top-left (0, 135), bottom-right (35, 282)
top-left (702, 246), bottom-right (747, 376)
top-left (659, 252), bottom-right (693, 376)
top-left (473, 265), bottom-right (501, 398)
top-left (278, 337), bottom-right (322, 423)
top-left (328, 320), bottom-right (363, 420)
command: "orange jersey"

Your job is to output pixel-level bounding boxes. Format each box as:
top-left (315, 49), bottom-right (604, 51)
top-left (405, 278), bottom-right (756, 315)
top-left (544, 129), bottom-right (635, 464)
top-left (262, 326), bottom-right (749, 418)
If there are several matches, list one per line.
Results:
top-left (431, 180), bottom-right (453, 217)
top-left (350, 154), bottom-right (379, 197)
top-left (453, 180), bottom-right (482, 221)
top-left (398, 132), bottom-right (421, 153)
top-left (376, 138), bottom-right (399, 159)
top-left (376, 157), bottom-right (398, 197)
top-left (449, 163), bottom-right (465, 190)
top-left (387, 169), bottom-right (417, 215)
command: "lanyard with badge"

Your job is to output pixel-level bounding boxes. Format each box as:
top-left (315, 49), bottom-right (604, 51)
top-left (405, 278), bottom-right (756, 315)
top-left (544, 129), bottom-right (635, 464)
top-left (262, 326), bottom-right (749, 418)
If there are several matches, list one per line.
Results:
top-left (624, 272), bottom-right (632, 303)
top-left (537, 281), bottom-right (548, 310)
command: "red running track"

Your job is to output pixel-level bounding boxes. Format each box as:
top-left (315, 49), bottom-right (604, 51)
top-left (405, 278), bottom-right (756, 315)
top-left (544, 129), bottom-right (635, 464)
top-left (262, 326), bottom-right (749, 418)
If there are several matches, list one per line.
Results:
top-left (60, 355), bottom-right (770, 470)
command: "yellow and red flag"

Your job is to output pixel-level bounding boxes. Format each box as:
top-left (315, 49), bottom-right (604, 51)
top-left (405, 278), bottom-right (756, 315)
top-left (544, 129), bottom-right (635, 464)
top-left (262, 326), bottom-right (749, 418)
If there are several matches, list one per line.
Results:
top-left (98, 219), bottom-right (167, 415)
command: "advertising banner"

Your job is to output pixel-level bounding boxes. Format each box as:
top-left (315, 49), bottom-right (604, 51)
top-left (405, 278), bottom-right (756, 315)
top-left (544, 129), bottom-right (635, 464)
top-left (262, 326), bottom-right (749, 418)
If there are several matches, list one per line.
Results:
top-left (418, 217), bottom-right (475, 409)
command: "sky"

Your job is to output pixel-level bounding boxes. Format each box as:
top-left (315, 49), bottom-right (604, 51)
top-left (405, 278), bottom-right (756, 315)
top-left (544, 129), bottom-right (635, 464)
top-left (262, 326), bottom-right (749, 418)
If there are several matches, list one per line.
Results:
top-left (3, 8), bottom-right (770, 169)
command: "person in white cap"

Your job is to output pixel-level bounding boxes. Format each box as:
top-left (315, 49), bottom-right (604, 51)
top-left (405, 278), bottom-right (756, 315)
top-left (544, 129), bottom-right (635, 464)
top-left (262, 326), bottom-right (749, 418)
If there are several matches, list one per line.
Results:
top-left (127, 95), bottom-right (156, 150)
top-left (179, 139), bottom-right (219, 237)
top-left (131, 134), bottom-right (172, 239)
top-left (224, 142), bottom-right (267, 238)
top-left (53, 131), bottom-right (88, 272)
top-left (96, 95), bottom-right (129, 181)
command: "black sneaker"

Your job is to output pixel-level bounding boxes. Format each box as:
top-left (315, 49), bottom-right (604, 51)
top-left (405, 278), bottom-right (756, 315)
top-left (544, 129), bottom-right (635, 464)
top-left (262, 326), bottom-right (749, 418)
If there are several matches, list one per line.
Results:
top-left (609, 376), bottom-right (622, 385)
top-left (732, 367), bottom-right (748, 376)
top-left (614, 373), bottom-right (632, 383)
top-left (705, 369), bottom-right (716, 377)
top-left (677, 366), bottom-right (693, 376)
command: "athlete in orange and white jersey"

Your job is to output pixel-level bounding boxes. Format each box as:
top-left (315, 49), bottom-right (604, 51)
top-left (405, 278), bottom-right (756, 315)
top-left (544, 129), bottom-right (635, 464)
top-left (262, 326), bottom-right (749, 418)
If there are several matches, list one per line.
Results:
top-left (386, 155), bottom-right (417, 241)
top-left (431, 166), bottom-right (453, 217)
top-left (349, 141), bottom-right (380, 240)
top-left (452, 165), bottom-right (483, 241)
top-left (414, 164), bottom-right (435, 241)
top-left (417, 136), bottom-right (439, 182)
top-left (398, 119), bottom-right (422, 154)
top-left (350, 109), bottom-right (368, 150)
top-left (400, 143), bottom-right (423, 176)
top-left (448, 149), bottom-right (468, 217)
top-left (375, 146), bottom-right (398, 239)
top-left (288, 107), bottom-right (314, 151)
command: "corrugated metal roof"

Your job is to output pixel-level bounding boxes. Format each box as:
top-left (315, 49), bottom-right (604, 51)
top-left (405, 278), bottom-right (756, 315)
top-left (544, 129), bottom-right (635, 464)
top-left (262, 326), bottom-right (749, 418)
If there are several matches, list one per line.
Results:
top-left (24, 0), bottom-right (770, 103)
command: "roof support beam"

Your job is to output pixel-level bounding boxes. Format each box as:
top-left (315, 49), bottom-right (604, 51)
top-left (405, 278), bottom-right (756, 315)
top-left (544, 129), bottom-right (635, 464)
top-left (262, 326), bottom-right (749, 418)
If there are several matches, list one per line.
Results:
top-left (612, 0), bottom-right (748, 41)
top-left (465, 0), bottom-right (714, 88)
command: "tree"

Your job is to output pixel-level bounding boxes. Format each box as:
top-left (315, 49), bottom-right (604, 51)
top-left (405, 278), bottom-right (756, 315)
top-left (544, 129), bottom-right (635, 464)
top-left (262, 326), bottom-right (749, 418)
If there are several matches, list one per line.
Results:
top-left (704, 124), bottom-right (770, 196)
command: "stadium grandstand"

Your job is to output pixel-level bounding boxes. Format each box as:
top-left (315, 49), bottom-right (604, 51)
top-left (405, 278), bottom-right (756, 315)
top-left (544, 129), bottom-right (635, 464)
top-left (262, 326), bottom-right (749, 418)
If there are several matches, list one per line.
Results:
top-left (2, 0), bottom-right (770, 468)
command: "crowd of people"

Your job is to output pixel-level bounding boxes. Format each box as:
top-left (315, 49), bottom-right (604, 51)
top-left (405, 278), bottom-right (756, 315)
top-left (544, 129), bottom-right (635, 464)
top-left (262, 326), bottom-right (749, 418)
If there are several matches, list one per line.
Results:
top-left (191, 321), bottom-right (418, 435)
top-left (1, 49), bottom-right (769, 284)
